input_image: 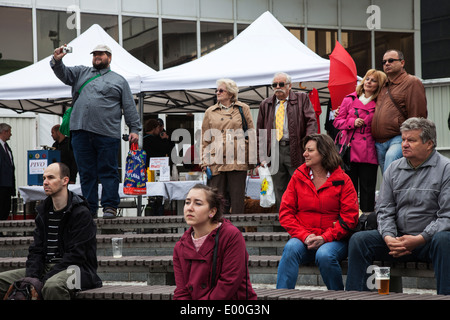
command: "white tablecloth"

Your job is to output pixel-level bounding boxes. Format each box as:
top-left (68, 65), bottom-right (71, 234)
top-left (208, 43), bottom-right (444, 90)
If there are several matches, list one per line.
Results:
top-left (19, 178), bottom-right (261, 203)
top-left (18, 181), bottom-right (205, 204)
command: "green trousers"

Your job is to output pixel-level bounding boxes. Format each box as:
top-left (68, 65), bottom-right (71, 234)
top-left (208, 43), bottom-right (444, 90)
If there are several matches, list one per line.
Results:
top-left (0, 264), bottom-right (73, 300)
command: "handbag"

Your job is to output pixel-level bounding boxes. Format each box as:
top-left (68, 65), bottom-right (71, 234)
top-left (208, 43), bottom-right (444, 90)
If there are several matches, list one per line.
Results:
top-left (339, 210), bottom-right (378, 234)
top-left (334, 109), bottom-right (359, 171)
top-left (259, 165), bottom-right (275, 208)
top-left (335, 129), bottom-right (356, 172)
top-left (59, 72), bottom-right (109, 137)
top-left (123, 143), bottom-right (147, 195)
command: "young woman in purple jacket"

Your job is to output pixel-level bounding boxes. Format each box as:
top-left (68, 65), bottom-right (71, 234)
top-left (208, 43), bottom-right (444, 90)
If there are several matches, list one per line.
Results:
top-left (333, 69), bottom-right (387, 212)
top-left (173, 184), bottom-right (257, 300)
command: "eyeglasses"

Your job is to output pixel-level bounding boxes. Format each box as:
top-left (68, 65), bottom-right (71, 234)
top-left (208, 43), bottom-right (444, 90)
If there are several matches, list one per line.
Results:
top-left (271, 82), bottom-right (290, 89)
top-left (382, 58), bottom-right (402, 65)
top-left (215, 89), bottom-right (227, 93)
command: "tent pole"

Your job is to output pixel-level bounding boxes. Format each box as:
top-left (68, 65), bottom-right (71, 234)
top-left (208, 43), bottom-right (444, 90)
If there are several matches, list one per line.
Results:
top-left (137, 93), bottom-right (145, 217)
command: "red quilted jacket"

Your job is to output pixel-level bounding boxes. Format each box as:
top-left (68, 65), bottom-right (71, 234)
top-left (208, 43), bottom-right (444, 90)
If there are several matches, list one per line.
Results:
top-left (279, 164), bottom-right (359, 243)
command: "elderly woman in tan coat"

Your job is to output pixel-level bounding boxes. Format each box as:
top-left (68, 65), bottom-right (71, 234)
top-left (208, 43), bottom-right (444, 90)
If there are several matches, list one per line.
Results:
top-left (201, 78), bottom-right (256, 214)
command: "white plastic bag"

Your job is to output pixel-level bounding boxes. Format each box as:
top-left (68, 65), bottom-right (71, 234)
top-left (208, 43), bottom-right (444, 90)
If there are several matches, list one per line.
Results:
top-left (259, 165), bottom-right (275, 208)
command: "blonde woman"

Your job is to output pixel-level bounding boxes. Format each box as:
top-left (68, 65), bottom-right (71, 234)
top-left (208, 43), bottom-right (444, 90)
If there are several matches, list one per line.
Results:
top-left (201, 78), bottom-right (255, 214)
top-left (333, 69), bottom-right (387, 212)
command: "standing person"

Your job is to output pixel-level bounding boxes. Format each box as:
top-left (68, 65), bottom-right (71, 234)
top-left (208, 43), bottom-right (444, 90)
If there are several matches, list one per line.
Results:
top-left (371, 49), bottom-right (427, 173)
top-left (333, 69), bottom-right (387, 212)
top-left (0, 123), bottom-right (15, 221)
top-left (173, 184), bottom-right (256, 300)
top-left (346, 118), bottom-right (450, 295)
top-left (51, 124), bottom-right (78, 184)
top-left (257, 72), bottom-right (317, 210)
top-left (201, 78), bottom-right (255, 215)
top-left (0, 163), bottom-right (102, 300)
top-left (51, 44), bottom-right (142, 218)
top-left (276, 134), bottom-right (359, 290)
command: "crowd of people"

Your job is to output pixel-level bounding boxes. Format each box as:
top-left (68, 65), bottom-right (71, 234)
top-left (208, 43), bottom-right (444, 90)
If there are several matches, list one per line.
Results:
top-left (0, 46), bottom-right (449, 300)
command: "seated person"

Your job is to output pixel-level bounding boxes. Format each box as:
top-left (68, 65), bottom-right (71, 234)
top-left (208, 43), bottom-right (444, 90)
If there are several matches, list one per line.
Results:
top-left (345, 118), bottom-right (450, 295)
top-left (173, 184), bottom-right (257, 300)
top-left (276, 134), bottom-right (359, 290)
top-left (0, 163), bottom-right (102, 299)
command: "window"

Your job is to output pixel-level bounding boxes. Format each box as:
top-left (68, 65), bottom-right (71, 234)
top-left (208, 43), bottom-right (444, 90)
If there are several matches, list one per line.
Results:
top-left (200, 22), bottom-right (233, 56)
top-left (341, 30), bottom-right (371, 76)
top-left (81, 13), bottom-right (119, 41)
top-left (36, 9), bottom-right (77, 61)
top-left (162, 19), bottom-right (197, 69)
top-left (123, 16), bottom-right (159, 70)
top-left (0, 7), bottom-right (33, 75)
top-left (307, 28), bottom-right (338, 59)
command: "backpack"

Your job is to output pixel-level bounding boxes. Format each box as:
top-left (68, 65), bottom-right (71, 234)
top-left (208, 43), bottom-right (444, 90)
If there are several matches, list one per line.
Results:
top-left (3, 277), bottom-right (43, 300)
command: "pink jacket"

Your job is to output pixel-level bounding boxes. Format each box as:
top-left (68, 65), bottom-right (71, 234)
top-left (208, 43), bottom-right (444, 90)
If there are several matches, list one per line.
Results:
top-left (173, 219), bottom-right (257, 300)
top-left (333, 92), bottom-right (378, 165)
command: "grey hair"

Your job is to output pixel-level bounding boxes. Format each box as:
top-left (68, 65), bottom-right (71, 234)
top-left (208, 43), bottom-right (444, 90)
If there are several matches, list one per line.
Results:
top-left (273, 72), bottom-right (292, 84)
top-left (216, 78), bottom-right (239, 102)
top-left (400, 117), bottom-right (437, 148)
top-left (0, 123), bottom-right (11, 133)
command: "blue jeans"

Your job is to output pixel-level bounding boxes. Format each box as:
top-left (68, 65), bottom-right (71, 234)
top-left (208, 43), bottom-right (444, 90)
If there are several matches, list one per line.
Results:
top-left (71, 130), bottom-right (120, 216)
top-left (375, 135), bottom-right (403, 173)
top-left (277, 237), bottom-right (348, 290)
top-left (345, 230), bottom-right (450, 295)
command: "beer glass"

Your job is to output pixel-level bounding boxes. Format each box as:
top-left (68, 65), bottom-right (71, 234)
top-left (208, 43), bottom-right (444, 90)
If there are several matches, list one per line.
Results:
top-left (375, 267), bottom-right (390, 294)
top-left (112, 237), bottom-right (123, 258)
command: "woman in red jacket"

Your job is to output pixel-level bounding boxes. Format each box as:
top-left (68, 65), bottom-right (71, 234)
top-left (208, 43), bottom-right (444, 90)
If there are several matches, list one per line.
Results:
top-left (276, 134), bottom-right (359, 290)
top-left (173, 184), bottom-right (256, 300)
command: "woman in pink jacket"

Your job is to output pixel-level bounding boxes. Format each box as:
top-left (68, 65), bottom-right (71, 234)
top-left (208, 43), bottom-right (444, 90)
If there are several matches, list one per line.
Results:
top-left (173, 184), bottom-right (256, 300)
top-left (333, 69), bottom-right (387, 212)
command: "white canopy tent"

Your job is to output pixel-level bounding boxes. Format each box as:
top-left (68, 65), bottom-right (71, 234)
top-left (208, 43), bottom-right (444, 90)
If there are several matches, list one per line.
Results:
top-left (140, 11), bottom-right (331, 113)
top-left (0, 24), bottom-right (156, 116)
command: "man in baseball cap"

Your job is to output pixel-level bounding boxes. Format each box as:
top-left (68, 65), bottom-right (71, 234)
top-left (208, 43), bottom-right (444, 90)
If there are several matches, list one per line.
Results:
top-left (91, 44), bottom-right (112, 70)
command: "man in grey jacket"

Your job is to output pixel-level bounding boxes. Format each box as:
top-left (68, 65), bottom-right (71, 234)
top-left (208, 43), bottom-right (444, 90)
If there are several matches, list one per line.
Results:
top-left (345, 117), bottom-right (450, 295)
top-left (51, 44), bottom-right (142, 218)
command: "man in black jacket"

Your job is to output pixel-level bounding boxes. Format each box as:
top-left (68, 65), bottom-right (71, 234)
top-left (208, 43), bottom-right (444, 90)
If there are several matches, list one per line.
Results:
top-left (0, 162), bottom-right (102, 300)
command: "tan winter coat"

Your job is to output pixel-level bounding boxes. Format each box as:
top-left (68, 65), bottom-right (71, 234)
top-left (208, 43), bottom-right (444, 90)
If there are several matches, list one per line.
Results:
top-left (201, 100), bottom-right (256, 176)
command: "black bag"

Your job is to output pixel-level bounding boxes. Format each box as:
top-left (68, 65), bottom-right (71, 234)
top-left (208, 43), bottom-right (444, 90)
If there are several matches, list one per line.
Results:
top-left (3, 277), bottom-right (43, 300)
top-left (335, 130), bottom-right (355, 172)
top-left (335, 108), bottom-right (360, 172)
top-left (339, 211), bottom-right (378, 234)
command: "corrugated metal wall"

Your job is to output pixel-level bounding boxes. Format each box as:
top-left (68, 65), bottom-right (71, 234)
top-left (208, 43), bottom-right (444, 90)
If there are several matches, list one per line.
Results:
top-left (423, 78), bottom-right (450, 153)
top-left (0, 115), bottom-right (37, 189)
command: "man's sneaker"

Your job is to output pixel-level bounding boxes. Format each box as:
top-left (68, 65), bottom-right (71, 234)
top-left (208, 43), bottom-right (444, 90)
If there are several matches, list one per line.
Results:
top-left (103, 207), bottom-right (117, 219)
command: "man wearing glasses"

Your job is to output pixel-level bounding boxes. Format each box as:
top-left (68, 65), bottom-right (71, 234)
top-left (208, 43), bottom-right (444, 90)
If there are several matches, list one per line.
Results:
top-left (257, 72), bottom-right (317, 210)
top-left (371, 49), bottom-right (427, 173)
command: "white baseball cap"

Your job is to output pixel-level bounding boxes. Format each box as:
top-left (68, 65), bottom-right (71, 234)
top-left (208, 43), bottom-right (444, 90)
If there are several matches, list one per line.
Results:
top-left (90, 44), bottom-right (112, 54)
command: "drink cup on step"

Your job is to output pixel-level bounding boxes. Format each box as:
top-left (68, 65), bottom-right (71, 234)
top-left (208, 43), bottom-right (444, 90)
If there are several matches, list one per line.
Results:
top-left (111, 237), bottom-right (123, 258)
top-left (375, 267), bottom-right (390, 294)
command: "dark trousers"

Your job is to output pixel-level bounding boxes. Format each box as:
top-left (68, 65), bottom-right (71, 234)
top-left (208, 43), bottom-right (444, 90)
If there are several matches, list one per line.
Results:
top-left (208, 170), bottom-right (247, 214)
top-left (0, 187), bottom-right (13, 220)
top-left (71, 130), bottom-right (120, 216)
top-left (347, 162), bottom-right (378, 212)
top-left (272, 144), bottom-right (296, 211)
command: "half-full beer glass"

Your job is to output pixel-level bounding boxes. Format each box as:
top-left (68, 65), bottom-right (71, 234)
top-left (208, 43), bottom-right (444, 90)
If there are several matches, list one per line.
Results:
top-left (375, 267), bottom-right (390, 294)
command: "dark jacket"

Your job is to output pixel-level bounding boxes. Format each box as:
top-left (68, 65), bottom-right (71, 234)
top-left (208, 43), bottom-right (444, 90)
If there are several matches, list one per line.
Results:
top-left (173, 219), bottom-right (257, 300)
top-left (52, 137), bottom-right (78, 183)
top-left (257, 90), bottom-right (318, 168)
top-left (26, 191), bottom-right (102, 290)
top-left (0, 141), bottom-right (15, 191)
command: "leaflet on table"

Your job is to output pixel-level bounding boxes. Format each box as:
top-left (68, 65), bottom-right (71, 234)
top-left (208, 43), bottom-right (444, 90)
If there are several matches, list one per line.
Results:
top-left (149, 157), bottom-right (170, 181)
